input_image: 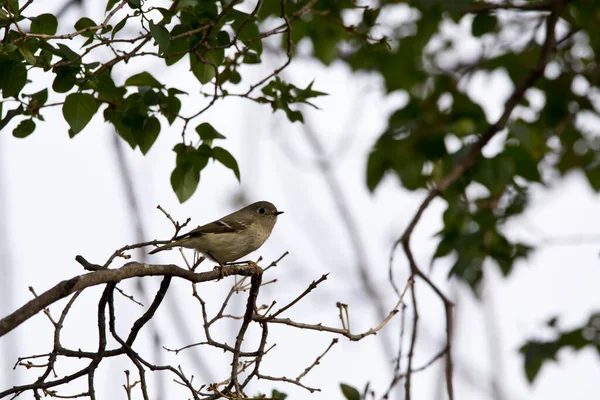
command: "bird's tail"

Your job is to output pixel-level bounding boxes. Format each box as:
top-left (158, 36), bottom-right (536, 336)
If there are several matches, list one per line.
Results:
top-left (149, 242), bottom-right (178, 255)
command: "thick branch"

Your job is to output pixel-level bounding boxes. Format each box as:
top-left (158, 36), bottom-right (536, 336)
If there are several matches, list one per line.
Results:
top-left (0, 261), bottom-right (260, 337)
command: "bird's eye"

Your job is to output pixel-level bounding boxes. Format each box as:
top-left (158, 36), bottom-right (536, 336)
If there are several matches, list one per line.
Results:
top-left (258, 208), bottom-right (266, 214)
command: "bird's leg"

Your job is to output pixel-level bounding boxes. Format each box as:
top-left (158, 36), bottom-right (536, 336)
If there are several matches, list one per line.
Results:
top-left (191, 255), bottom-right (205, 272)
top-left (208, 253), bottom-right (228, 280)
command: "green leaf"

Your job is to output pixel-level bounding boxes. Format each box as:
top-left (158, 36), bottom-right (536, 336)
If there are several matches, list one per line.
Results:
top-left (340, 383), bottom-right (360, 400)
top-left (195, 122), bottom-right (225, 141)
top-left (171, 163), bottom-right (200, 203)
top-left (55, 43), bottom-right (80, 62)
top-left (0, 60), bottom-right (27, 97)
top-left (52, 67), bottom-right (79, 93)
top-left (125, 71), bottom-right (163, 88)
top-left (472, 13), bottom-right (497, 37)
top-left (30, 14), bottom-right (58, 35)
top-left (112, 17), bottom-right (127, 39)
top-left (74, 17), bottom-right (97, 37)
top-left (62, 93), bottom-right (99, 135)
top-left (95, 73), bottom-right (127, 102)
top-left (13, 118), bottom-right (36, 138)
top-left (106, 0), bottom-right (119, 12)
top-left (135, 116), bottom-right (160, 154)
top-left (211, 147), bottom-right (240, 181)
top-left (149, 21), bottom-right (171, 54)
top-left (164, 25), bottom-right (188, 66)
top-left (242, 51), bottom-right (261, 64)
top-left (271, 389), bottom-right (287, 400)
top-left (519, 341), bottom-right (559, 383)
top-left (504, 146), bottom-right (541, 182)
top-left (0, 105), bottom-right (24, 131)
top-left (128, 0), bottom-right (141, 9)
top-left (104, 108), bottom-right (137, 148)
top-left (160, 93), bottom-right (181, 125)
top-left (190, 53), bottom-right (216, 84)
top-left (366, 148), bottom-right (388, 192)
top-left (18, 45), bottom-right (37, 65)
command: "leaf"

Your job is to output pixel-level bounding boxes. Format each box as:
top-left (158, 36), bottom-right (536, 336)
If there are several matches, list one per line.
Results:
top-left (52, 67), bottom-right (78, 93)
top-left (74, 17), bottom-right (97, 37)
top-left (366, 148), bottom-right (388, 191)
top-left (190, 53), bottom-right (216, 84)
top-left (0, 60), bottom-right (27, 98)
top-left (104, 108), bottom-right (137, 149)
top-left (13, 118), bottom-right (36, 138)
top-left (195, 122), bottom-right (225, 141)
top-left (112, 17), bottom-right (127, 39)
top-left (62, 93), bottom-right (99, 135)
top-left (519, 341), bottom-right (559, 383)
top-left (18, 45), bottom-right (37, 65)
top-left (171, 163), bottom-right (200, 203)
top-left (30, 14), bottom-right (58, 35)
top-left (211, 147), bottom-right (240, 181)
top-left (136, 116), bottom-right (160, 154)
top-left (472, 13), bottom-right (497, 37)
top-left (128, 0), bottom-right (141, 9)
top-left (149, 21), bottom-right (171, 54)
top-left (105, 0), bottom-right (120, 12)
top-left (125, 71), bottom-right (163, 88)
top-left (340, 383), bottom-right (360, 400)
top-left (0, 105), bottom-right (24, 131)
top-left (504, 146), bottom-right (541, 182)
top-left (271, 389), bottom-right (287, 400)
top-left (55, 43), bottom-right (80, 62)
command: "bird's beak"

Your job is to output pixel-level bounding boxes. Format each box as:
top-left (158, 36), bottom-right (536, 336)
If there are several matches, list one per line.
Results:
top-left (275, 211), bottom-right (284, 216)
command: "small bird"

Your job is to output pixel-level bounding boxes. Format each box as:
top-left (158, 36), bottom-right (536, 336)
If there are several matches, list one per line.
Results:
top-left (149, 201), bottom-right (283, 265)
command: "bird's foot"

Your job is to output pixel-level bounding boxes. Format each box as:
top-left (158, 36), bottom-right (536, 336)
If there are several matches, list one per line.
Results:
top-left (213, 263), bottom-right (229, 280)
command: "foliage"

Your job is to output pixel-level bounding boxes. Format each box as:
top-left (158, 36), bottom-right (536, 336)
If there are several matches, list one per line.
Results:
top-left (520, 313), bottom-right (600, 383)
top-left (0, 0), bottom-right (327, 201)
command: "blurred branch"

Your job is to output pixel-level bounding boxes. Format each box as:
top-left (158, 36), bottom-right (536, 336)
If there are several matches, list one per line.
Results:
top-left (462, 0), bottom-right (553, 14)
top-left (389, 2), bottom-right (570, 400)
top-left (300, 118), bottom-right (395, 354)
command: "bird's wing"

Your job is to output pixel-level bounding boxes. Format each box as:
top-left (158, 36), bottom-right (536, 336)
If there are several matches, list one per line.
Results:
top-left (175, 219), bottom-right (249, 239)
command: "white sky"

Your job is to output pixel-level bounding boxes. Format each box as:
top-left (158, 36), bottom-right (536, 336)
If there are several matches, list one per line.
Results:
top-left (1, 1), bottom-right (599, 399)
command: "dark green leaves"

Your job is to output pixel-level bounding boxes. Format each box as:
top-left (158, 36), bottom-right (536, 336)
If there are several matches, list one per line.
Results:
top-left (149, 21), bottom-right (171, 54)
top-left (270, 389), bottom-right (287, 400)
top-left (30, 14), bottom-right (58, 35)
top-left (190, 53), bottom-right (217, 84)
top-left (171, 144), bottom-right (206, 203)
top-left (125, 71), bottom-right (163, 88)
top-left (432, 191), bottom-right (533, 293)
top-left (260, 77), bottom-right (327, 123)
top-left (0, 60), bottom-right (27, 97)
top-left (212, 146), bottom-right (240, 181)
top-left (169, 138), bottom-right (239, 202)
top-left (13, 118), bottom-right (36, 138)
top-left (195, 122), bottom-right (225, 141)
top-left (134, 116), bottom-right (160, 155)
top-left (62, 93), bottom-right (99, 135)
top-left (52, 67), bottom-right (79, 93)
top-left (340, 383), bottom-right (360, 400)
top-left (520, 313), bottom-right (600, 382)
top-left (472, 13), bottom-right (497, 37)
top-left (74, 17), bottom-right (97, 37)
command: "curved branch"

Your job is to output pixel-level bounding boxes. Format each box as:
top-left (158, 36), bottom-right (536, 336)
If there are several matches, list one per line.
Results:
top-left (0, 261), bottom-right (260, 338)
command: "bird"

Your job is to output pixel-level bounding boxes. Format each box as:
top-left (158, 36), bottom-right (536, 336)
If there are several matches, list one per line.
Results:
top-left (149, 201), bottom-right (283, 266)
